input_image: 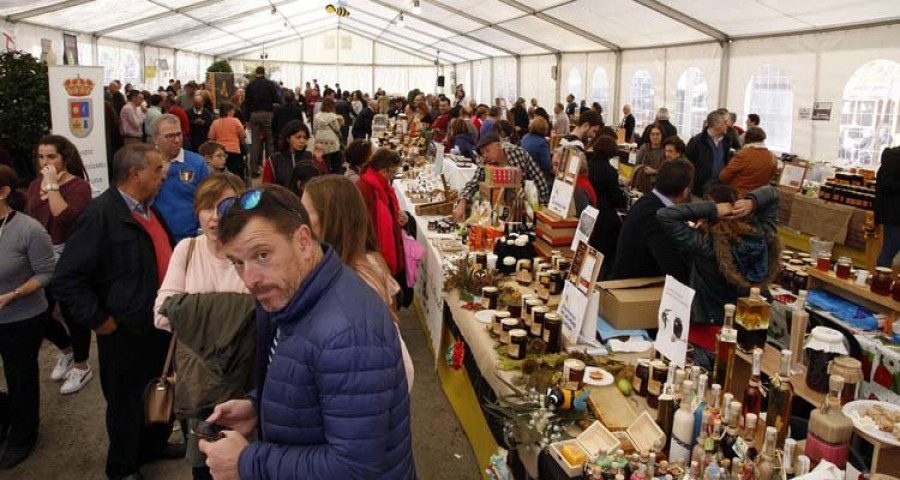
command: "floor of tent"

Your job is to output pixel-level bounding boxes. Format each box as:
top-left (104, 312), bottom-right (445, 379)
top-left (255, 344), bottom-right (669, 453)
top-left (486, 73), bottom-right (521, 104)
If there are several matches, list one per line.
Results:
top-left (1, 306), bottom-right (480, 479)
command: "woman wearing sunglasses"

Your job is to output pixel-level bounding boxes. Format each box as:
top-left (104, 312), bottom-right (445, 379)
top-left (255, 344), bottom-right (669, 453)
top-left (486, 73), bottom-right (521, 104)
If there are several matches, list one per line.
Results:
top-left (153, 173), bottom-right (256, 480)
top-left (301, 175), bottom-right (413, 390)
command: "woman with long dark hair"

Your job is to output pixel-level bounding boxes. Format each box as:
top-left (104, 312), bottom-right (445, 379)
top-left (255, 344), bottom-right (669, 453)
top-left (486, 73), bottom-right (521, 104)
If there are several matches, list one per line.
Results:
top-left (26, 134), bottom-right (94, 395)
top-left (657, 185), bottom-right (781, 368)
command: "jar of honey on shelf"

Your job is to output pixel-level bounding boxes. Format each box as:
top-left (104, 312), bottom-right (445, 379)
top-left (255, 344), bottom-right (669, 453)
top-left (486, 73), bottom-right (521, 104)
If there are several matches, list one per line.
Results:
top-left (871, 267), bottom-right (893, 296)
top-left (816, 253), bottom-right (832, 272)
top-left (836, 257), bottom-right (852, 279)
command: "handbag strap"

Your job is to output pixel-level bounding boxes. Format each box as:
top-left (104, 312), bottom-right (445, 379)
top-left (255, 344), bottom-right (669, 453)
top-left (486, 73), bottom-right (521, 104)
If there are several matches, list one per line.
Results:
top-left (160, 334), bottom-right (177, 378)
top-left (159, 237), bottom-right (197, 378)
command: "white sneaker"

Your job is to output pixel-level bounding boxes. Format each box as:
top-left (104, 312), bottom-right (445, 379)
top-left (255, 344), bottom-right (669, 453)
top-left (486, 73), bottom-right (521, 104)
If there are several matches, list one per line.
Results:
top-left (60, 366), bottom-right (93, 395)
top-left (50, 353), bottom-right (74, 381)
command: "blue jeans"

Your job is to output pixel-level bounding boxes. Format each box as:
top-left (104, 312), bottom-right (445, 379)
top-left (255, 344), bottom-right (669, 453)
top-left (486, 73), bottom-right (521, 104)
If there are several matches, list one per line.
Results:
top-left (878, 224), bottom-right (900, 267)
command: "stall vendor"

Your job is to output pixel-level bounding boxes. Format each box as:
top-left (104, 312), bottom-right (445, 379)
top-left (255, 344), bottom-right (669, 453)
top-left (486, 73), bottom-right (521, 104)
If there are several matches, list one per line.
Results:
top-left (453, 133), bottom-right (551, 220)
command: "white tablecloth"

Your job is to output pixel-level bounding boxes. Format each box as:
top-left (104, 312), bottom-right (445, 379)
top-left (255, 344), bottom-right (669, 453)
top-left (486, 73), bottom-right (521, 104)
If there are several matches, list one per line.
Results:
top-left (440, 159), bottom-right (477, 193)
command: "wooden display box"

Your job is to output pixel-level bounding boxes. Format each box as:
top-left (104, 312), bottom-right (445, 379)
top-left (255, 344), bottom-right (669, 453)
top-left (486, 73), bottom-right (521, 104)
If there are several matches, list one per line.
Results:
top-left (414, 201), bottom-right (453, 216)
top-left (549, 421), bottom-right (619, 477)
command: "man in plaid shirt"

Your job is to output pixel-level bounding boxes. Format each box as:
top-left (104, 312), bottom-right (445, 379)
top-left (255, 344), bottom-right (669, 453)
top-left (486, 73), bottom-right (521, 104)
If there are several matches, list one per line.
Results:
top-left (453, 132), bottom-right (551, 220)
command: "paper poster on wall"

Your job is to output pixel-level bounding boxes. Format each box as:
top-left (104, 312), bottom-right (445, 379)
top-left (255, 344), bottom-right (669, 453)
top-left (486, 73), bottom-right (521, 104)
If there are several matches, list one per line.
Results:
top-left (62, 33), bottom-right (77, 66)
top-left (812, 102), bottom-right (833, 121)
top-left (48, 66), bottom-right (109, 196)
top-left (798, 108), bottom-right (812, 121)
top-left (653, 275), bottom-right (695, 367)
top-left (571, 205), bottom-right (599, 252)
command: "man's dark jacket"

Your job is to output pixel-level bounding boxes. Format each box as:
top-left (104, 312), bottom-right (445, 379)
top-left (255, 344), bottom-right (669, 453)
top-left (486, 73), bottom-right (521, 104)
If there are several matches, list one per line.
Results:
top-left (244, 75), bottom-right (281, 117)
top-left (876, 147), bottom-right (900, 226)
top-left (54, 187), bottom-right (174, 335)
top-left (609, 192), bottom-right (689, 283)
top-left (686, 129), bottom-right (734, 197)
top-left (352, 106), bottom-right (375, 140)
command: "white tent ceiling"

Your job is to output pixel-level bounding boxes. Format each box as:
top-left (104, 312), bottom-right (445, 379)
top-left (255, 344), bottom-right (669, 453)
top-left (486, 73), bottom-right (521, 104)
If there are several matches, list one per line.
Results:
top-left (2, 0), bottom-right (899, 61)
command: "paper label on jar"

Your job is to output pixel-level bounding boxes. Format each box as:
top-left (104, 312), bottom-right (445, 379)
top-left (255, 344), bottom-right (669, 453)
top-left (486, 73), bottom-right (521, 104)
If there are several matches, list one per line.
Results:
top-left (507, 342), bottom-right (521, 359)
top-left (632, 375), bottom-right (644, 394)
top-left (482, 296), bottom-right (491, 310)
top-left (648, 376), bottom-right (662, 396)
top-left (720, 327), bottom-right (737, 343)
top-left (732, 437), bottom-right (749, 460)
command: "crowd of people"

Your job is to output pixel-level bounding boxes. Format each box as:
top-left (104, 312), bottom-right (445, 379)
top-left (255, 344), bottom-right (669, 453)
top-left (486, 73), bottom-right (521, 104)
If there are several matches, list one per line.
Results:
top-left (1, 71), bottom-right (425, 478)
top-left (3, 69), bottom-right (899, 480)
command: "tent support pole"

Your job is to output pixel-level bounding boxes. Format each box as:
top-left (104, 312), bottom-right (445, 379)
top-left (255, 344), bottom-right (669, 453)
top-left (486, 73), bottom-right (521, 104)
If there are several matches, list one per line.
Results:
top-left (370, 42), bottom-right (375, 92)
top-left (718, 42), bottom-right (730, 108)
top-left (516, 56), bottom-right (522, 102)
top-left (613, 50), bottom-right (622, 124)
top-left (489, 57), bottom-right (494, 104)
top-left (555, 52), bottom-right (562, 107)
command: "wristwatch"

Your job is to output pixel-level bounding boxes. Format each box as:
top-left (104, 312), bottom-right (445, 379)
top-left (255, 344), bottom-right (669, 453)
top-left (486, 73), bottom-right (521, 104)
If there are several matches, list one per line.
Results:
top-left (43, 183), bottom-right (60, 191)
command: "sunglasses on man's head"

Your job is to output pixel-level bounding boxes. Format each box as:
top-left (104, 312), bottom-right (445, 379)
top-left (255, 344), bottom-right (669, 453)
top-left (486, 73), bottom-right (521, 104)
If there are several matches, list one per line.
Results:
top-left (216, 189), bottom-right (305, 221)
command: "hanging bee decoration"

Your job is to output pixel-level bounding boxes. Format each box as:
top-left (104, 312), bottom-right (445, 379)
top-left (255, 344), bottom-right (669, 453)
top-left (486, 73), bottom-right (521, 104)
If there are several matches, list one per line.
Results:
top-left (325, 2), bottom-right (350, 17)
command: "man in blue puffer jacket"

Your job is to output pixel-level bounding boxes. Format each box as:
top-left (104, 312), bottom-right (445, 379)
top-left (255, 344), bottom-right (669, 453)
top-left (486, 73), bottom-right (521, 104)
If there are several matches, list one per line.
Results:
top-left (199, 185), bottom-right (416, 479)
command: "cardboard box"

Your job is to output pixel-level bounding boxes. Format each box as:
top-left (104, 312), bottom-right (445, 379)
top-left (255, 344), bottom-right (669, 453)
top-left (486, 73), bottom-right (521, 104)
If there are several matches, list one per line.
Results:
top-left (595, 277), bottom-right (665, 330)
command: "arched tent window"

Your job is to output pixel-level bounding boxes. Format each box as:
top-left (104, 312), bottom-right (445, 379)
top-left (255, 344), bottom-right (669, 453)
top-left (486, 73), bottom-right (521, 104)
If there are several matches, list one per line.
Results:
top-left (568, 68), bottom-right (582, 103)
top-left (629, 70), bottom-right (655, 131)
top-left (590, 67), bottom-right (610, 116)
top-left (839, 60), bottom-right (900, 167)
top-left (744, 64), bottom-right (793, 153)
top-left (675, 67), bottom-right (709, 138)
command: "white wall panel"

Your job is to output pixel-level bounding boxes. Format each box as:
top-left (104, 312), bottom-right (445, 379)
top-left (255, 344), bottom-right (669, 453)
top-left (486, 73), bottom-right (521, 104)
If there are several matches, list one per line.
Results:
top-left (520, 55), bottom-right (557, 112)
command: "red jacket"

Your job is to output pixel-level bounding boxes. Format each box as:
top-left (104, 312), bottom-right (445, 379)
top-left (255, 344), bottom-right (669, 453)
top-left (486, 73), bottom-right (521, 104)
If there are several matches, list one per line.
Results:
top-left (168, 105), bottom-right (191, 136)
top-left (357, 169), bottom-right (406, 276)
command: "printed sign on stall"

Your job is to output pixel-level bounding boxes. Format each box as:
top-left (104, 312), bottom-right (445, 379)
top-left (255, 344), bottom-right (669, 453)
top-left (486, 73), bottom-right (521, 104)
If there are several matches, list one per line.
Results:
top-left (653, 275), bottom-right (695, 367)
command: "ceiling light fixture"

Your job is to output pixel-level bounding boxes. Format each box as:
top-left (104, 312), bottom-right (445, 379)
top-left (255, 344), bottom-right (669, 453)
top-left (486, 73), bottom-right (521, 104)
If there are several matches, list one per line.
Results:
top-left (412, 0), bottom-right (421, 15)
top-left (398, 12), bottom-right (405, 28)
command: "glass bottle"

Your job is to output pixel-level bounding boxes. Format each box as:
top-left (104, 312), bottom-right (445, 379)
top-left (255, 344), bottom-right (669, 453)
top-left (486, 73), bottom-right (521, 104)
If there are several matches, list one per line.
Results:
top-left (765, 350), bottom-right (794, 449)
top-left (657, 383), bottom-right (676, 454)
top-left (782, 438), bottom-right (796, 478)
top-left (670, 380), bottom-right (696, 465)
top-left (805, 375), bottom-right (853, 468)
top-left (708, 383), bottom-right (723, 426)
top-left (693, 374), bottom-right (709, 444)
top-left (788, 292), bottom-right (808, 375)
top-left (714, 304), bottom-right (738, 392)
top-left (692, 410), bottom-right (711, 467)
top-left (742, 348), bottom-right (764, 418)
top-left (795, 456), bottom-right (810, 476)
top-left (720, 401), bottom-right (742, 461)
top-left (742, 413), bottom-right (758, 442)
top-left (757, 427), bottom-right (778, 480)
top-left (736, 288), bottom-right (770, 353)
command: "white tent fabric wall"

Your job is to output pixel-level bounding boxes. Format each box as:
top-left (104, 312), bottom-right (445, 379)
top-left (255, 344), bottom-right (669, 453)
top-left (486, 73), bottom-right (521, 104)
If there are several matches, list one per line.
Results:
top-left (520, 55), bottom-right (557, 113)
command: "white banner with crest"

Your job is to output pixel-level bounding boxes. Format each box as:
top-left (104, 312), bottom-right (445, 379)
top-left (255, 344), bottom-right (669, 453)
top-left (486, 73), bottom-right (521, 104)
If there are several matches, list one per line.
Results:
top-left (48, 66), bottom-right (109, 196)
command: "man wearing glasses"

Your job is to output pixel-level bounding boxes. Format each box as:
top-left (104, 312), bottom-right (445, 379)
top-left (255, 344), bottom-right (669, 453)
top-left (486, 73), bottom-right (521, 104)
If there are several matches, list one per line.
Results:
top-left (198, 186), bottom-right (416, 479)
top-left (150, 114), bottom-right (209, 243)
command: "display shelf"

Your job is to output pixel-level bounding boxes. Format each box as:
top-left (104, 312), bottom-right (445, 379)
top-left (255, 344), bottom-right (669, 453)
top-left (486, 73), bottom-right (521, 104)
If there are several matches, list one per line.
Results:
top-left (805, 268), bottom-right (900, 313)
top-left (732, 344), bottom-right (826, 407)
top-left (777, 226), bottom-right (867, 268)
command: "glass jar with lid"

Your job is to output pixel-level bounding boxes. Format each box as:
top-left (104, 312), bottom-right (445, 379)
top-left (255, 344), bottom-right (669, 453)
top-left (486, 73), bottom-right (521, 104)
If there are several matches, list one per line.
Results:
top-left (871, 267), bottom-right (893, 296)
top-left (835, 257), bottom-right (852, 279)
top-left (804, 327), bottom-right (849, 392)
top-left (827, 356), bottom-right (863, 404)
